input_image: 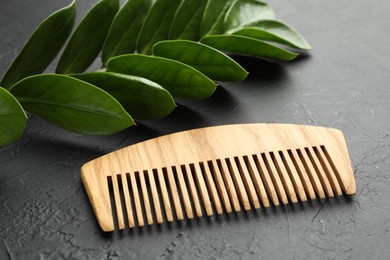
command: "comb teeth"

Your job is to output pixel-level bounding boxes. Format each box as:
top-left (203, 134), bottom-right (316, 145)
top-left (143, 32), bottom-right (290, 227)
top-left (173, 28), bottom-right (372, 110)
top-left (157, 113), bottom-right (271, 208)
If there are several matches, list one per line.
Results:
top-left (105, 147), bottom-right (347, 229)
top-left (81, 124), bottom-right (356, 231)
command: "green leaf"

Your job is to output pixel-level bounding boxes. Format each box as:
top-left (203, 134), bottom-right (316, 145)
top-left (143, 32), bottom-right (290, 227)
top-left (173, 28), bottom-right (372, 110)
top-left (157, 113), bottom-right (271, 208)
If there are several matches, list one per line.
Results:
top-left (0, 87), bottom-right (27, 147)
top-left (201, 35), bottom-right (298, 61)
top-left (0, 0), bottom-right (76, 89)
top-left (137, 0), bottom-right (182, 54)
top-left (10, 74), bottom-right (134, 135)
top-left (169, 0), bottom-right (208, 41)
top-left (107, 54), bottom-right (217, 100)
top-left (231, 19), bottom-right (312, 50)
top-left (200, 0), bottom-right (234, 37)
top-left (71, 72), bottom-right (176, 120)
top-left (101, 0), bottom-right (154, 65)
top-left (224, 0), bottom-right (275, 32)
top-left (153, 40), bottom-right (248, 81)
top-left (56, 0), bottom-right (119, 74)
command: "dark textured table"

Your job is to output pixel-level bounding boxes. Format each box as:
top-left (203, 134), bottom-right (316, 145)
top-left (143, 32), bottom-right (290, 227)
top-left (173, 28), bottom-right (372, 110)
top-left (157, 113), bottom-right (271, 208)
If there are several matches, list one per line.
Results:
top-left (1, 0), bottom-right (390, 259)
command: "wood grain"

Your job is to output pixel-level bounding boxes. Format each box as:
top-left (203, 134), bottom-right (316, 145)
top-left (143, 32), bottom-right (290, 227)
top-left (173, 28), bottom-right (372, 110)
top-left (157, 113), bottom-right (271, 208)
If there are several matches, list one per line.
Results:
top-left (81, 124), bottom-right (356, 232)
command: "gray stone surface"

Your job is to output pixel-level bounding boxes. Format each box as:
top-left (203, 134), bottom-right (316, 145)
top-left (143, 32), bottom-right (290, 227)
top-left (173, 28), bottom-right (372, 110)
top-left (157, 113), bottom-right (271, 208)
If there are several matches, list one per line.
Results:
top-left (1, 0), bottom-right (389, 259)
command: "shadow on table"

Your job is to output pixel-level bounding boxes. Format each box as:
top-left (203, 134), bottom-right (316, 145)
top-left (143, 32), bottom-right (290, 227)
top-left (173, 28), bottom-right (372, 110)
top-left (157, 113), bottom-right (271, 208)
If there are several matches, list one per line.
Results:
top-left (95, 193), bottom-right (356, 240)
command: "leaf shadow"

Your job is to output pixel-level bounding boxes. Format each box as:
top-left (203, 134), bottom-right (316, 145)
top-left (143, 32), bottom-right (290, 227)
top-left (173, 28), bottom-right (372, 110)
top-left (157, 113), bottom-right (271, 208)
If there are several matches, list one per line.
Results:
top-left (154, 103), bottom-right (211, 132)
top-left (207, 86), bottom-right (239, 108)
top-left (193, 86), bottom-right (239, 112)
top-left (11, 116), bottom-right (163, 159)
top-left (230, 55), bottom-right (289, 85)
top-left (287, 50), bottom-right (312, 64)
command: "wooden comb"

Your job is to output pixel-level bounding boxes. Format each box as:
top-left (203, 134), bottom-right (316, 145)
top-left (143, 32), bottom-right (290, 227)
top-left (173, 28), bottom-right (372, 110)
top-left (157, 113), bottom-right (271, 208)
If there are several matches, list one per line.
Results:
top-left (81, 124), bottom-right (356, 231)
